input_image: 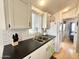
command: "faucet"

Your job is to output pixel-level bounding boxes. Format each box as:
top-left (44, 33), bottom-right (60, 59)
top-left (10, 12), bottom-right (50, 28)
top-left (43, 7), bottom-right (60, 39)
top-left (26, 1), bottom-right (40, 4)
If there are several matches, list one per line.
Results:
top-left (42, 28), bottom-right (47, 35)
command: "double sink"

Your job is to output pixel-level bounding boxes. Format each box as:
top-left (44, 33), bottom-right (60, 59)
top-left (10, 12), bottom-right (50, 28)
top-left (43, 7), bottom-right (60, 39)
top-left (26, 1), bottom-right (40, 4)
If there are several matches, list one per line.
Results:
top-left (33, 35), bottom-right (51, 44)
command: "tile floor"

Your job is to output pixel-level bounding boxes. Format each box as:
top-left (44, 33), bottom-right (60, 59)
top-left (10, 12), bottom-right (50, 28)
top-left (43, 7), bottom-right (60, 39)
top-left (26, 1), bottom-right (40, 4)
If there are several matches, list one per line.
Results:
top-left (54, 39), bottom-right (78, 59)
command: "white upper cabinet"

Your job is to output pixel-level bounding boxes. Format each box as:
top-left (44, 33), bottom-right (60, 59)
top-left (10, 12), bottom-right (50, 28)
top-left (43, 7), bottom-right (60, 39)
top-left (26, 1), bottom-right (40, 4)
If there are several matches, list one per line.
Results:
top-left (4, 0), bottom-right (32, 29)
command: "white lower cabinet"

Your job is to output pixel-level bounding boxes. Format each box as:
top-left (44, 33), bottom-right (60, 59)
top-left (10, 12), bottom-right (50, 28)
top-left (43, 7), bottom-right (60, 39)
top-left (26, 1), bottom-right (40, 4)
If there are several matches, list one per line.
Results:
top-left (23, 39), bottom-right (55, 59)
top-left (23, 49), bottom-right (40, 59)
top-left (29, 49), bottom-right (40, 59)
top-left (39, 43), bottom-right (48, 59)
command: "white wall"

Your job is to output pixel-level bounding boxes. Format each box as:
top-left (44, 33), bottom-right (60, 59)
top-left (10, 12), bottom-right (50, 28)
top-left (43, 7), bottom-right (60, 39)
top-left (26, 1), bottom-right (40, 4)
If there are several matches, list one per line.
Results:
top-left (62, 8), bottom-right (78, 19)
top-left (47, 11), bottom-right (63, 52)
top-left (47, 21), bottom-right (58, 52)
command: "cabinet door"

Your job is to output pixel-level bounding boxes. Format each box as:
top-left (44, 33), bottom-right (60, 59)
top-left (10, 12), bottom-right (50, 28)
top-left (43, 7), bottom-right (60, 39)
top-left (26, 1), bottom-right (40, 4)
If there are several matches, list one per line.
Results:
top-left (23, 49), bottom-right (40, 59)
top-left (5, 0), bottom-right (31, 29)
top-left (13, 0), bottom-right (29, 29)
top-left (46, 40), bottom-right (55, 58)
top-left (39, 44), bottom-right (49, 59)
top-left (31, 49), bottom-right (40, 59)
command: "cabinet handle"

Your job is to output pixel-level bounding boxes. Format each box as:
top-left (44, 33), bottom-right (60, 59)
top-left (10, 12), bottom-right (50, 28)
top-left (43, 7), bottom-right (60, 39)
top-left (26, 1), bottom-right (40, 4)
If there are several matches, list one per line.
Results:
top-left (29, 22), bottom-right (30, 26)
top-left (28, 56), bottom-right (31, 59)
top-left (29, 22), bottom-right (31, 27)
top-left (9, 24), bottom-right (11, 28)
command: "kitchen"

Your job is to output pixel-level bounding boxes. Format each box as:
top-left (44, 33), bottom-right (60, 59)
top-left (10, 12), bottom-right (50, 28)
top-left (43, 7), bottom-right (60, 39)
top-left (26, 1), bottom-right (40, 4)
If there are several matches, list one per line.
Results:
top-left (0, 0), bottom-right (79, 59)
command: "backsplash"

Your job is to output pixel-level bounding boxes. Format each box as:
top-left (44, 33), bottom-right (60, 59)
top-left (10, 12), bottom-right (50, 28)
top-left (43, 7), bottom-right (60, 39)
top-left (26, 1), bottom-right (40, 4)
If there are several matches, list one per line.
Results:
top-left (2, 29), bottom-right (33, 45)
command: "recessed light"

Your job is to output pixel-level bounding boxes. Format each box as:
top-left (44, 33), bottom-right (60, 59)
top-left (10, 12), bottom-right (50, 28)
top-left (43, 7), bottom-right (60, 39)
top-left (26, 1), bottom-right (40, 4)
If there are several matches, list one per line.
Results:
top-left (39, 0), bottom-right (45, 6)
top-left (63, 7), bottom-right (70, 12)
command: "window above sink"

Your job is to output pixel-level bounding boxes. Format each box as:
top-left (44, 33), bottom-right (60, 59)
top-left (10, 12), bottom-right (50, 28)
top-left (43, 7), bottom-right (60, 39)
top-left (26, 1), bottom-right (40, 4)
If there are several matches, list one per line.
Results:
top-left (29, 11), bottom-right (43, 35)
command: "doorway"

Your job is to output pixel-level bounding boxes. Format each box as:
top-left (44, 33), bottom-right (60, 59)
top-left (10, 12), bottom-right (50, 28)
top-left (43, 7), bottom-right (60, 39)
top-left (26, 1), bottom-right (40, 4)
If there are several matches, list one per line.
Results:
top-left (54, 18), bottom-right (79, 59)
top-left (54, 18), bottom-right (78, 59)
top-left (62, 18), bottom-right (78, 44)
top-left (69, 22), bottom-right (76, 43)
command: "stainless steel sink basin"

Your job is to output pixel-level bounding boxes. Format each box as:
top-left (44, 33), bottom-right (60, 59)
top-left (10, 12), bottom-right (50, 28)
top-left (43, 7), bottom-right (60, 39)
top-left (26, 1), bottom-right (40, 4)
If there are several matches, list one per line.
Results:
top-left (33, 35), bottom-right (50, 44)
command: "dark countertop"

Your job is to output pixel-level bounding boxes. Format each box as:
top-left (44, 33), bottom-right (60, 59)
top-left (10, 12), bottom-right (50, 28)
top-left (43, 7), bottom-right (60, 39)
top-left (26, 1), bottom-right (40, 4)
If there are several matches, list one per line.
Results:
top-left (2, 35), bottom-right (56, 59)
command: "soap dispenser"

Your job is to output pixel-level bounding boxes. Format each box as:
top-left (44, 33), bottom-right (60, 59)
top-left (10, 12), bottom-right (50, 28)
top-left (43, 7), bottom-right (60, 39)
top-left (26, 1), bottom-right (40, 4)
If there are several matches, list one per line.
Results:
top-left (12, 33), bottom-right (19, 46)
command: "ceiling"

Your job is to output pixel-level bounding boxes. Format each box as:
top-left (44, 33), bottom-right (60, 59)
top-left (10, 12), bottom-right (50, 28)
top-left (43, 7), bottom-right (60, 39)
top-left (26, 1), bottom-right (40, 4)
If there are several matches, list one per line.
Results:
top-left (31, 0), bottom-right (79, 14)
